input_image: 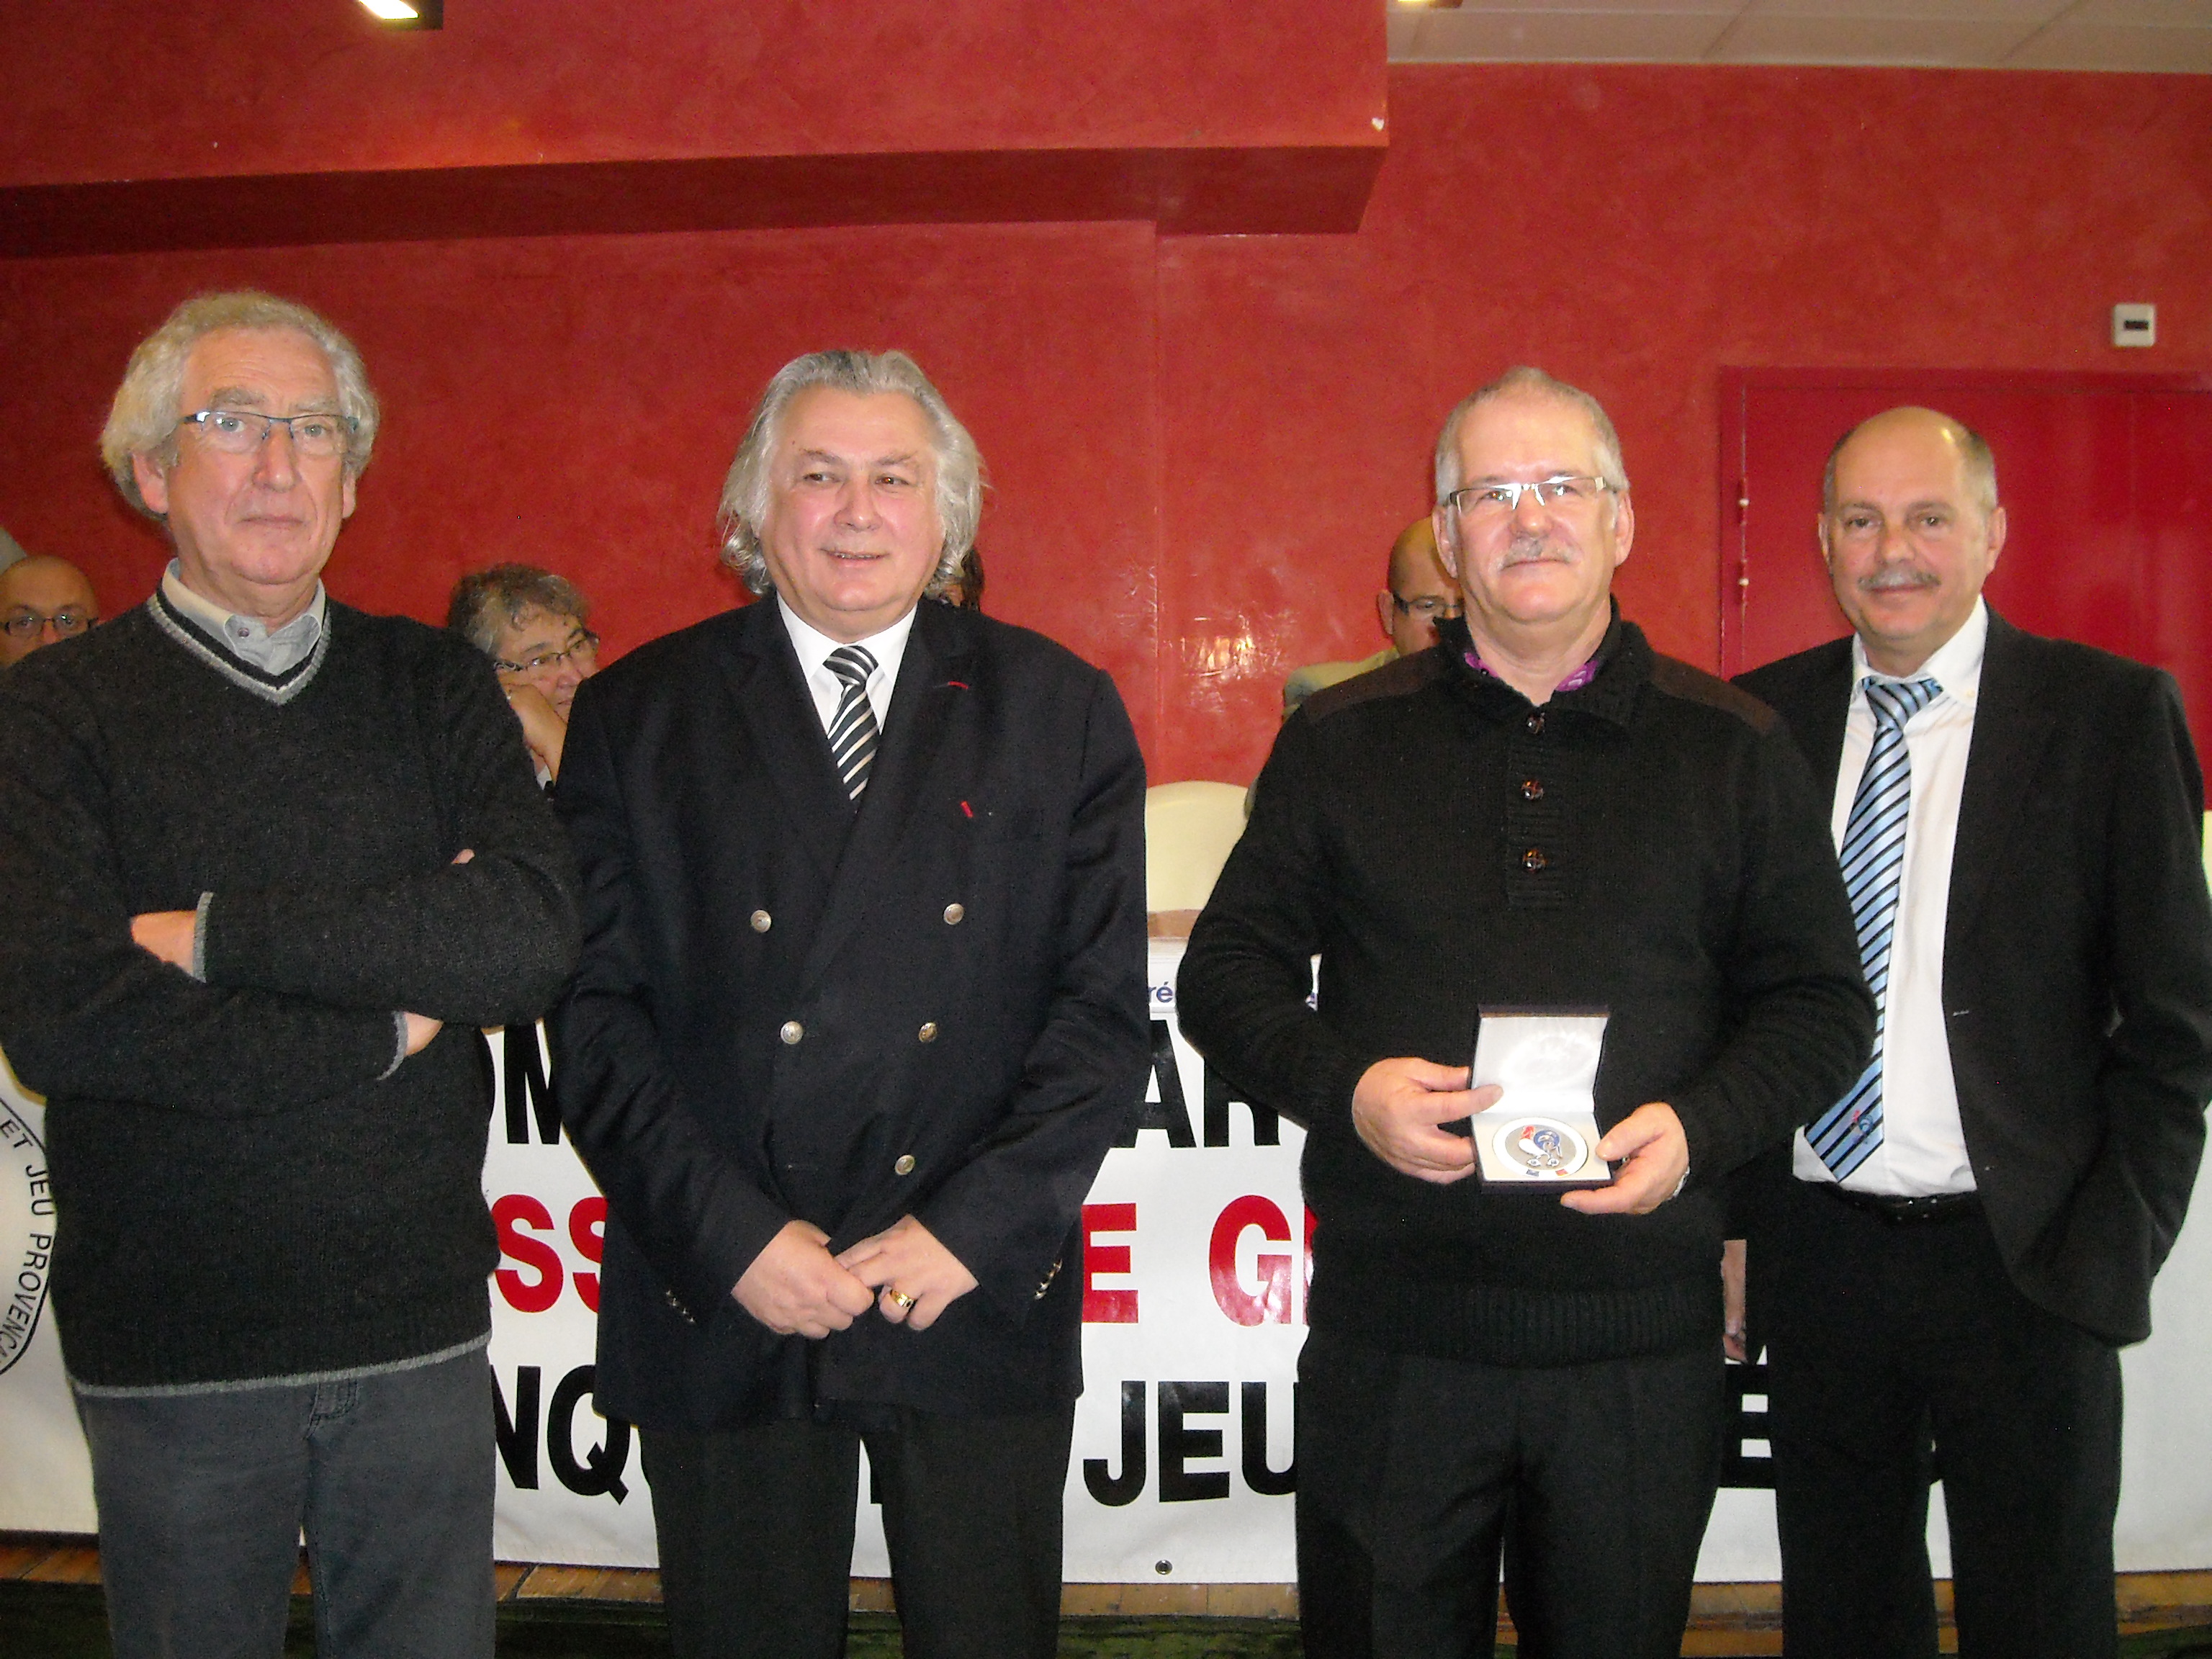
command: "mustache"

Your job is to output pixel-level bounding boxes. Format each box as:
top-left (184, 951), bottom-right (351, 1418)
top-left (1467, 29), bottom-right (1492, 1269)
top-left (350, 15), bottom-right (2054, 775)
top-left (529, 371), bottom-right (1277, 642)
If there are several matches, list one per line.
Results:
top-left (1500, 534), bottom-right (1569, 569)
top-left (1856, 567), bottom-right (1941, 593)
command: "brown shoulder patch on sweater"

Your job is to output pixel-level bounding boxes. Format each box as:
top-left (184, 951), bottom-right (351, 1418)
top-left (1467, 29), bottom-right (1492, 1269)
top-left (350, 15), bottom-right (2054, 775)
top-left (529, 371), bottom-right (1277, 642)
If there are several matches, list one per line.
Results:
top-left (1298, 649), bottom-right (1438, 725)
top-left (1648, 653), bottom-right (1779, 735)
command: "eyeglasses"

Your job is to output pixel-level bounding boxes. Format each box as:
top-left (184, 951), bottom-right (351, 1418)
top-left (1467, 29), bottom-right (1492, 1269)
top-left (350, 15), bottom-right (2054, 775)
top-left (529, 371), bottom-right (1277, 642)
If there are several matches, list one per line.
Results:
top-left (176, 408), bottom-right (354, 459)
top-left (493, 629), bottom-right (600, 678)
top-left (1444, 476), bottom-right (1614, 519)
top-left (4, 607), bottom-right (97, 640)
top-left (1390, 595), bottom-right (1461, 621)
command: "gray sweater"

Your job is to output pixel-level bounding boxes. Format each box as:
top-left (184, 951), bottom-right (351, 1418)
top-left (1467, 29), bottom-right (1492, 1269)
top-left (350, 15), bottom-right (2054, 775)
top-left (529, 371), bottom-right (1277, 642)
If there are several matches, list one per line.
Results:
top-left (0, 595), bottom-right (578, 1388)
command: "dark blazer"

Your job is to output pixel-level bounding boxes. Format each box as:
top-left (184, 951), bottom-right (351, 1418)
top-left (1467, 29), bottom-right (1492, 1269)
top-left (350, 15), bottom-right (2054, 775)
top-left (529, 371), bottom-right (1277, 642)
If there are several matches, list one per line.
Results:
top-left (551, 597), bottom-right (1149, 1429)
top-left (1737, 608), bottom-right (2212, 1344)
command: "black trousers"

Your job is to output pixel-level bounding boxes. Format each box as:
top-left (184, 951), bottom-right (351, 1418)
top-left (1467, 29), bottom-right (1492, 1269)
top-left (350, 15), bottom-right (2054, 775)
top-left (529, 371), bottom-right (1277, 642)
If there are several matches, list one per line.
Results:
top-left (1295, 1327), bottom-right (1724, 1659)
top-left (639, 1401), bottom-right (1074, 1659)
top-left (1756, 1179), bottom-right (2123, 1659)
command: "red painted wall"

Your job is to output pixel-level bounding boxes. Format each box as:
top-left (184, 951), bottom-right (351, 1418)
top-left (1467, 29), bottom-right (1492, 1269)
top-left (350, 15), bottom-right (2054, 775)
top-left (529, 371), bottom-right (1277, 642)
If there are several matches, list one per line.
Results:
top-left (0, 1), bottom-right (1385, 248)
top-left (4, 64), bottom-right (2211, 785)
top-left (1155, 65), bottom-right (2212, 780)
top-left (2, 1), bottom-right (1380, 182)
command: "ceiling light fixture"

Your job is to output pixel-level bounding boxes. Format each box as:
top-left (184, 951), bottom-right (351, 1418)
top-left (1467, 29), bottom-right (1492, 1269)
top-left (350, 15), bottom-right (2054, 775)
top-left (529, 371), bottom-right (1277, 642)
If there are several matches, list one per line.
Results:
top-left (359, 0), bottom-right (442, 27)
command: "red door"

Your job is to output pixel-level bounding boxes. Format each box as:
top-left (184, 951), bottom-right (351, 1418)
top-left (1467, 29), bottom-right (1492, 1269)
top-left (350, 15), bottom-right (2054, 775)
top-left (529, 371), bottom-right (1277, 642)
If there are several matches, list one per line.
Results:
top-left (1719, 369), bottom-right (2212, 778)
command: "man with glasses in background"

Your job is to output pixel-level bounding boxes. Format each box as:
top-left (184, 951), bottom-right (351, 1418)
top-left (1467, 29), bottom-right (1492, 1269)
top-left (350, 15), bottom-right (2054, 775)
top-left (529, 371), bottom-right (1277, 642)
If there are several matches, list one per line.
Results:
top-left (1180, 366), bottom-right (1871, 1659)
top-left (0, 290), bottom-right (576, 1659)
top-left (0, 554), bottom-right (100, 666)
top-left (449, 562), bottom-right (601, 783)
top-left (1282, 516), bottom-right (1461, 716)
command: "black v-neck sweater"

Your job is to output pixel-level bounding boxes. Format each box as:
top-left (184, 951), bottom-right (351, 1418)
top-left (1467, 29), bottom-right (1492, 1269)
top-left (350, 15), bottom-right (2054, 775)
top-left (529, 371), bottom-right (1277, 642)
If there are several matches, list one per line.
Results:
top-left (0, 598), bottom-right (578, 1388)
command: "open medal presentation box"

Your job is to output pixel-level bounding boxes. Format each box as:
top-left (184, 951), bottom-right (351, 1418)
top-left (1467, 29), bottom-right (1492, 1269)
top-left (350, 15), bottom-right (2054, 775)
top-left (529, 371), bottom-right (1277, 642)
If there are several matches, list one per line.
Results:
top-left (1467, 1008), bottom-right (1616, 1191)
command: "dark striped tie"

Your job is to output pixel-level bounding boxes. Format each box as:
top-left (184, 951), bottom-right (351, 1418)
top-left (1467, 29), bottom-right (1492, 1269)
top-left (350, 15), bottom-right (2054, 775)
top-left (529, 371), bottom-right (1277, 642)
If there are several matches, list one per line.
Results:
top-left (1809, 675), bottom-right (1940, 1180)
top-left (825, 644), bottom-right (879, 799)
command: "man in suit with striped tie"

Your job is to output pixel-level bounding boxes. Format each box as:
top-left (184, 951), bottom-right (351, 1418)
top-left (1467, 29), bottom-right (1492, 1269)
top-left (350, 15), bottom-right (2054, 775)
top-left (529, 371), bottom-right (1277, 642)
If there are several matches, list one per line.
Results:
top-left (1735, 406), bottom-right (2212, 1659)
top-left (551, 350), bottom-right (1149, 1659)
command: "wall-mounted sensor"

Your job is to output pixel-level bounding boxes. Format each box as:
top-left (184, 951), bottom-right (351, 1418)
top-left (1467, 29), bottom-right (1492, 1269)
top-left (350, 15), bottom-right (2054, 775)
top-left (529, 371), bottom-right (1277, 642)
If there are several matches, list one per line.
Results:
top-left (2113, 305), bottom-right (2157, 348)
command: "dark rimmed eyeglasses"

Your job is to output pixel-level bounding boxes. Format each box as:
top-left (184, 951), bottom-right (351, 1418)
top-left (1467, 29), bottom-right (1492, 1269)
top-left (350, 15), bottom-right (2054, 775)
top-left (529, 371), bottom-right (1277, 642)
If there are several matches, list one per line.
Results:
top-left (4, 607), bottom-right (97, 640)
top-left (1390, 595), bottom-right (1461, 621)
top-left (493, 629), bottom-right (600, 678)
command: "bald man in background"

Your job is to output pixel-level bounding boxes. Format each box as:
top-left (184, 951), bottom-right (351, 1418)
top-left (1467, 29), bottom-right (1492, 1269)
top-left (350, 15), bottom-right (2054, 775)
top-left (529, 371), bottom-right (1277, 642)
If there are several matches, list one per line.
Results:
top-left (0, 555), bottom-right (100, 667)
top-left (1282, 518), bottom-right (1460, 716)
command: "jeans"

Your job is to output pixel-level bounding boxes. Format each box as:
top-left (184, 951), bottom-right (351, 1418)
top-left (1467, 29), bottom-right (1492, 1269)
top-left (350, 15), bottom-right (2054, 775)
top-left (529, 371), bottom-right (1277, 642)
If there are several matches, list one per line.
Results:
top-left (74, 1343), bottom-right (496, 1659)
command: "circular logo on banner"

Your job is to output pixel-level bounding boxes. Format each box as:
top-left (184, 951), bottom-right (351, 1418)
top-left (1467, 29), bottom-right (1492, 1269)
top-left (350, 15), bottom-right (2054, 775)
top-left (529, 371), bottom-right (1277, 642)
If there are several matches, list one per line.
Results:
top-left (0, 1096), bottom-right (53, 1377)
top-left (1493, 1115), bottom-right (1588, 1179)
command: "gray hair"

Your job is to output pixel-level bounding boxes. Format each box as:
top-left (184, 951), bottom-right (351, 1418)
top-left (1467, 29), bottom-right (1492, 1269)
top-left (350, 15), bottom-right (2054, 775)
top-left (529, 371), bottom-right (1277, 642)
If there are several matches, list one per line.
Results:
top-left (1433, 366), bottom-right (1631, 505)
top-left (1821, 409), bottom-right (1999, 518)
top-left (717, 350), bottom-right (983, 597)
top-left (99, 291), bottom-right (380, 520)
top-left (446, 564), bottom-right (591, 657)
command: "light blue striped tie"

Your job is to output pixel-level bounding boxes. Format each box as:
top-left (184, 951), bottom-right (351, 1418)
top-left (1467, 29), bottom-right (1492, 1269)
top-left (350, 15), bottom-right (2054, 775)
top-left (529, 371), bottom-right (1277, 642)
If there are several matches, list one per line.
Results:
top-left (825, 644), bottom-right (879, 799)
top-left (1809, 675), bottom-right (1940, 1181)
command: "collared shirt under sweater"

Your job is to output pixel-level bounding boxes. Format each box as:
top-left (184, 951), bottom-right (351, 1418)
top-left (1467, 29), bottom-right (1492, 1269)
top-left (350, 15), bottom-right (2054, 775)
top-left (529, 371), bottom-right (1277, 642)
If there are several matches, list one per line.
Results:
top-left (0, 595), bottom-right (578, 1389)
top-left (1178, 610), bottom-right (1874, 1369)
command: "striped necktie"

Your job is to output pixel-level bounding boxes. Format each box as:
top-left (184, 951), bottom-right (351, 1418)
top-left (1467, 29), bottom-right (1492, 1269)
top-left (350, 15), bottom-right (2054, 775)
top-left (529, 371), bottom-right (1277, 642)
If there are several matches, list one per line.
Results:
top-left (824, 644), bottom-right (879, 799)
top-left (1809, 675), bottom-right (1940, 1182)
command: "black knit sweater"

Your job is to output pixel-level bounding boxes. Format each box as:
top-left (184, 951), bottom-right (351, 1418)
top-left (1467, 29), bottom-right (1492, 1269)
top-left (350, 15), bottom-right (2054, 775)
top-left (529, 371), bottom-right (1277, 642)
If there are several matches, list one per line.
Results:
top-left (1178, 613), bottom-right (1874, 1367)
top-left (0, 598), bottom-right (578, 1388)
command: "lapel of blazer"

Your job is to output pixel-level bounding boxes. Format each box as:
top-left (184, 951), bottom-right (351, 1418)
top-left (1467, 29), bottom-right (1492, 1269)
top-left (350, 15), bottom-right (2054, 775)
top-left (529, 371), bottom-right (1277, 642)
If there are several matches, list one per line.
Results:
top-left (796, 601), bottom-right (981, 993)
top-left (1781, 641), bottom-right (1855, 790)
top-left (718, 600), bottom-right (854, 887)
top-left (1946, 608), bottom-right (2059, 947)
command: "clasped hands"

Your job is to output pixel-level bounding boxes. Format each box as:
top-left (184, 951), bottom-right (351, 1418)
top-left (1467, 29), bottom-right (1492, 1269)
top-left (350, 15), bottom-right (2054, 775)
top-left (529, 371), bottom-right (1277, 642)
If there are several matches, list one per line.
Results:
top-left (732, 1214), bottom-right (979, 1339)
top-left (1349, 1056), bottom-right (1689, 1215)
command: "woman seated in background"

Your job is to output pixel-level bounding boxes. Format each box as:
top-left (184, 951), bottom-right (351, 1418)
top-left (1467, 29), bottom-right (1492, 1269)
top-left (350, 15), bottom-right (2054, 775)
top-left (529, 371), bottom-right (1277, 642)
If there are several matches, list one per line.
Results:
top-left (447, 563), bottom-right (599, 783)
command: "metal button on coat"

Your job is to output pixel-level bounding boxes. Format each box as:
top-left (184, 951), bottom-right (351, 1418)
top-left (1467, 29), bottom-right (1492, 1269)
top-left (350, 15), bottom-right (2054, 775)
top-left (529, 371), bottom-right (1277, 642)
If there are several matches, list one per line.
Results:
top-left (1521, 778), bottom-right (1544, 801)
top-left (750, 909), bottom-right (772, 932)
top-left (894, 1154), bottom-right (917, 1176)
top-left (917, 1022), bottom-right (938, 1043)
top-left (780, 1020), bottom-right (804, 1045)
top-left (1522, 848), bottom-right (1548, 872)
top-left (943, 903), bottom-right (966, 925)
top-left (1525, 711), bottom-right (1545, 735)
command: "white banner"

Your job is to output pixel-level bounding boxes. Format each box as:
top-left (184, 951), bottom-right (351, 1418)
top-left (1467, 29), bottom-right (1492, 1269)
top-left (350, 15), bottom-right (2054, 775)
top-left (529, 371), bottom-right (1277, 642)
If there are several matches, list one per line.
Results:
top-left (6, 935), bottom-right (2210, 1581)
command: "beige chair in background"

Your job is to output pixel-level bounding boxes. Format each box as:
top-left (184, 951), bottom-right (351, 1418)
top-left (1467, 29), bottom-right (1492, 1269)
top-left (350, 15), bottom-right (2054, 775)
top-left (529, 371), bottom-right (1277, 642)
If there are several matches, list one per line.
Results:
top-left (1145, 781), bottom-right (1249, 932)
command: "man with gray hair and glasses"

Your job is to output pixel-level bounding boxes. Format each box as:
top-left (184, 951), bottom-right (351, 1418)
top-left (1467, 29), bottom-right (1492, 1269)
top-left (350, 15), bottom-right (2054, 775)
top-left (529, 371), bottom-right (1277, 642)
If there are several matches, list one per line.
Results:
top-left (0, 289), bottom-right (577, 1659)
top-left (1179, 366), bottom-right (1871, 1658)
top-left (552, 348), bottom-right (1148, 1658)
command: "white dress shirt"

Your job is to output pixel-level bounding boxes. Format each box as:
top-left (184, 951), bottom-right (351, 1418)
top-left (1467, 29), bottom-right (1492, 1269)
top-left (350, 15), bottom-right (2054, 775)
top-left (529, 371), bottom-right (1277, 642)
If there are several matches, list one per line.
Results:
top-left (776, 598), bottom-right (917, 742)
top-left (1794, 598), bottom-right (1990, 1197)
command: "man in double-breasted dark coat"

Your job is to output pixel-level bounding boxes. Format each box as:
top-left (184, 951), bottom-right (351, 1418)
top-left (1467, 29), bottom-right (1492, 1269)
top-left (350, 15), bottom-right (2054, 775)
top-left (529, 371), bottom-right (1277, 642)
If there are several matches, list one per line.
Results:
top-left (552, 349), bottom-right (1148, 1659)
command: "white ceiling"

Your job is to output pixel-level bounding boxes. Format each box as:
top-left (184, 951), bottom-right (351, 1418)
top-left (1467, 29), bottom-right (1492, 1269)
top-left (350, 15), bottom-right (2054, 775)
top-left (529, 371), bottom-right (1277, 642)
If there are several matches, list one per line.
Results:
top-left (1388, 0), bottom-right (2212, 72)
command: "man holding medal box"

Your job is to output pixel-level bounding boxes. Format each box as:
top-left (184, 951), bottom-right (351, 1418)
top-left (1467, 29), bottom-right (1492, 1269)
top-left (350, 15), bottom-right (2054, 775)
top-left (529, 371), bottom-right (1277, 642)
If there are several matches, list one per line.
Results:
top-left (1179, 367), bottom-right (1873, 1659)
